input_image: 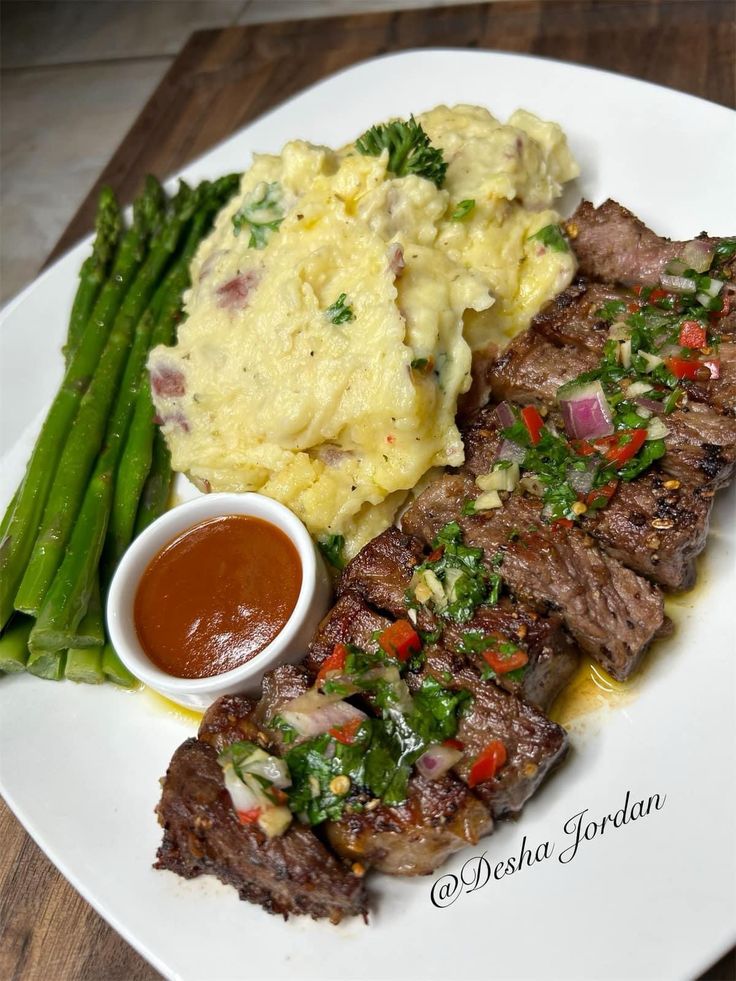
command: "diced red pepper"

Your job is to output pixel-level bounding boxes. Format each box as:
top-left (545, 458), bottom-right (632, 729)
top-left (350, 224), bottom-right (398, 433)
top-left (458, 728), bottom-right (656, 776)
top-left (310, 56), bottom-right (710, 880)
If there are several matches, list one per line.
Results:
top-left (329, 718), bottom-right (364, 745)
top-left (572, 439), bottom-right (596, 457)
top-left (378, 619), bottom-right (422, 662)
top-left (521, 405), bottom-right (544, 445)
top-left (237, 808), bottom-right (262, 825)
top-left (427, 546), bottom-right (445, 563)
top-left (666, 356), bottom-right (720, 381)
top-left (596, 428), bottom-right (648, 467)
top-left (678, 320), bottom-right (707, 349)
top-left (647, 288), bottom-right (668, 303)
top-left (552, 517), bottom-right (574, 532)
top-left (443, 737), bottom-right (465, 751)
top-left (316, 642), bottom-right (348, 684)
top-left (482, 647), bottom-right (529, 675)
top-left (468, 740), bottom-right (507, 788)
top-left (586, 479), bottom-right (619, 507)
top-left (627, 301), bottom-right (640, 313)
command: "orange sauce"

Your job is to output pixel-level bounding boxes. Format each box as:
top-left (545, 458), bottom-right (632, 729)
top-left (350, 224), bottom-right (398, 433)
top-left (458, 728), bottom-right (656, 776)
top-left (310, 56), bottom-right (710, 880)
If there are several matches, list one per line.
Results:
top-left (134, 515), bottom-right (302, 679)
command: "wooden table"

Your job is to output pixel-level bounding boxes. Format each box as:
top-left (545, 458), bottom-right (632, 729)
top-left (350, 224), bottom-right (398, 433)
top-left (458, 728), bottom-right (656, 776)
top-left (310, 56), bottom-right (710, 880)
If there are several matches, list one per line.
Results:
top-left (2, 2), bottom-right (734, 978)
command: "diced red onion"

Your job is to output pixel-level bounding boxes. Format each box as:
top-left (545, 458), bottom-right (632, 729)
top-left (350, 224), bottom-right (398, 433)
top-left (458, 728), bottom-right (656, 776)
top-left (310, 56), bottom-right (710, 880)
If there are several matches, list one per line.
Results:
top-left (281, 692), bottom-right (367, 739)
top-left (558, 380), bottom-right (614, 440)
top-left (660, 274), bottom-right (696, 294)
top-left (682, 240), bottom-right (714, 274)
top-left (495, 439), bottom-right (526, 465)
top-left (635, 397), bottom-right (666, 416)
top-left (416, 743), bottom-right (464, 780)
top-left (491, 401), bottom-right (516, 429)
top-left (566, 461), bottom-right (597, 496)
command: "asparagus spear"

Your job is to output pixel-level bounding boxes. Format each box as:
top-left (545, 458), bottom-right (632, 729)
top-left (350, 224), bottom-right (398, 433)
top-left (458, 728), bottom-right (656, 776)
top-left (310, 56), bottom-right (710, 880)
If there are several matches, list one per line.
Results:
top-left (15, 181), bottom-right (197, 617)
top-left (65, 647), bottom-right (104, 684)
top-left (64, 187), bottom-right (122, 365)
top-left (134, 430), bottom-right (173, 536)
top-left (0, 177), bottom-right (166, 630)
top-left (0, 616), bottom-right (33, 673)
top-left (66, 574), bottom-right (104, 648)
top-left (103, 209), bottom-right (209, 575)
top-left (26, 649), bottom-right (66, 681)
top-left (29, 180), bottom-right (237, 654)
top-left (27, 273), bottom-right (168, 657)
top-left (102, 643), bottom-right (138, 688)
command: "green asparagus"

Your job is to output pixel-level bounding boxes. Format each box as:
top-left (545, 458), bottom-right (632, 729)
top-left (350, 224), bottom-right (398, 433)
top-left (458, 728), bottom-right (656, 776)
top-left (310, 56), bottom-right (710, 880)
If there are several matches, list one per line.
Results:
top-left (103, 208), bottom-right (209, 575)
top-left (134, 430), bottom-right (174, 536)
top-left (102, 643), bottom-right (138, 688)
top-left (15, 181), bottom-right (197, 617)
top-left (67, 574), bottom-right (104, 648)
top-left (0, 616), bottom-right (32, 673)
top-left (64, 187), bottom-right (122, 365)
top-left (0, 177), bottom-right (166, 630)
top-left (28, 276), bottom-right (167, 652)
top-left (30, 179), bottom-right (239, 653)
top-left (65, 646), bottom-right (104, 684)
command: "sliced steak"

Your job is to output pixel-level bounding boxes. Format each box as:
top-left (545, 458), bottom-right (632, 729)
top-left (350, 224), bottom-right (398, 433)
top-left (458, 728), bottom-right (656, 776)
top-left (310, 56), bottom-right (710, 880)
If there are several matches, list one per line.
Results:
top-left (416, 646), bottom-right (568, 818)
top-left (461, 406), bottom-right (714, 591)
top-left (580, 473), bottom-right (712, 591)
top-left (305, 592), bottom-right (389, 677)
top-left (339, 526), bottom-right (579, 711)
top-left (338, 526), bottom-right (425, 621)
top-left (155, 737), bottom-right (367, 922)
top-left (325, 771), bottom-right (492, 876)
top-left (568, 199), bottom-right (733, 287)
top-left (487, 328), bottom-right (736, 488)
top-left (402, 475), bottom-right (666, 681)
top-left (532, 282), bottom-right (736, 416)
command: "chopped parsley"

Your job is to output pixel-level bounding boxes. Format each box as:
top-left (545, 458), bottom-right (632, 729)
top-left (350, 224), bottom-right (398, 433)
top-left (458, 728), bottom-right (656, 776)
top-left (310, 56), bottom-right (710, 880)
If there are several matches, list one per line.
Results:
top-left (410, 521), bottom-right (502, 622)
top-left (355, 116), bottom-right (447, 187)
top-left (529, 224), bottom-right (568, 252)
top-left (317, 533), bottom-right (346, 570)
top-left (325, 293), bottom-right (355, 325)
top-left (232, 181), bottom-right (284, 248)
top-left (283, 642), bottom-right (470, 823)
top-left (451, 199), bottom-right (475, 221)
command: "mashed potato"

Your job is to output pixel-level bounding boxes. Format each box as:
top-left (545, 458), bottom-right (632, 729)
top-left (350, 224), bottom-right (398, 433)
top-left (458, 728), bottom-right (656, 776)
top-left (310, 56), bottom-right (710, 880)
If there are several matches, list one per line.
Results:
top-left (148, 105), bottom-right (578, 553)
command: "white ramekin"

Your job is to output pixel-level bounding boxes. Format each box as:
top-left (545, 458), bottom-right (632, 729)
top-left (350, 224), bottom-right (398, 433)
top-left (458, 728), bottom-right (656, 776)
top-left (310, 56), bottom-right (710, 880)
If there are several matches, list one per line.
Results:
top-left (106, 492), bottom-right (332, 710)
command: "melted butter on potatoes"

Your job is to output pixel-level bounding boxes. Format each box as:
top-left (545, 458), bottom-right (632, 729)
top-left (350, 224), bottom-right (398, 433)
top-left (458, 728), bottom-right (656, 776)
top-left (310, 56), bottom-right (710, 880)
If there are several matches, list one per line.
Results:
top-left (149, 106), bottom-right (578, 554)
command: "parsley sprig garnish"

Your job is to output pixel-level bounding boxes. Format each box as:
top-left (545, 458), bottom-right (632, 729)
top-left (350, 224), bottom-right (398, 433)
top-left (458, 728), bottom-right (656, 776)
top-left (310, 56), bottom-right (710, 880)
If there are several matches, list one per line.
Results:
top-left (355, 115), bottom-right (447, 187)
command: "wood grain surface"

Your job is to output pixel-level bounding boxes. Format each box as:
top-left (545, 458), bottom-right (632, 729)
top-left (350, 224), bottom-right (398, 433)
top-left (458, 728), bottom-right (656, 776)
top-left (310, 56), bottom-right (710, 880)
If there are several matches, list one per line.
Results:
top-left (4, 2), bottom-right (735, 979)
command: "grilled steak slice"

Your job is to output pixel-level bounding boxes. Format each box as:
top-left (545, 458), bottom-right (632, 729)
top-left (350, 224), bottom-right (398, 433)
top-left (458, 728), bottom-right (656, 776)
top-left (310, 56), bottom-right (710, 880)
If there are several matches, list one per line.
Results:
top-left (487, 328), bottom-right (736, 488)
top-left (155, 737), bottom-right (367, 922)
top-left (568, 198), bottom-right (733, 287)
top-left (462, 406), bottom-right (714, 591)
top-left (338, 526), bottom-right (425, 621)
top-left (305, 592), bottom-right (389, 677)
top-left (532, 282), bottom-right (736, 416)
top-left (255, 647), bottom-right (495, 877)
top-left (402, 474), bottom-right (666, 681)
top-left (198, 692), bottom-right (263, 752)
top-left (416, 646), bottom-right (568, 818)
top-left (580, 474), bottom-right (712, 591)
top-left (303, 586), bottom-right (568, 821)
top-left (325, 771), bottom-right (492, 876)
top-left (339, 527), bottom-right (579, 710)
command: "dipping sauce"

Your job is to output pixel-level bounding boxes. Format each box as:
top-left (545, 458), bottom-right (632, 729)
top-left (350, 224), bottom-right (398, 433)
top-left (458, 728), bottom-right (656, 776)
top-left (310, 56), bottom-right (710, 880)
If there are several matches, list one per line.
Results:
top-left (134, 515), bottom-right (302, 679)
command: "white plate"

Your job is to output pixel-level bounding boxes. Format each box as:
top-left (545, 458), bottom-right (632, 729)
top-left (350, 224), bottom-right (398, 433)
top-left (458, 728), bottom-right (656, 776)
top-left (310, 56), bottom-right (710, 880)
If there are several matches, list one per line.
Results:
top-left (1, 50), bottom-right (735, 981)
